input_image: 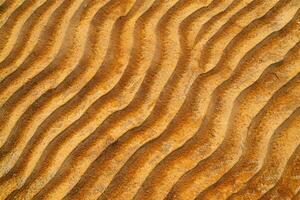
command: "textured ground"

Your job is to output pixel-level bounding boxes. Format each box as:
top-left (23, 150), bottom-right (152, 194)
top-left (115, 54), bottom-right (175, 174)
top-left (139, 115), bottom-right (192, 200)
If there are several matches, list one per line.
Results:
top-left (0, 0), bottom-right (300, 199)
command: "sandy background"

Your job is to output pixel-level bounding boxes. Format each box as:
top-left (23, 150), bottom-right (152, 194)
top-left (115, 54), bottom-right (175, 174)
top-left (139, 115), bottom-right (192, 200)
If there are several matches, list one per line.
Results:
top-left (0, 0), bottom-right (300, 199)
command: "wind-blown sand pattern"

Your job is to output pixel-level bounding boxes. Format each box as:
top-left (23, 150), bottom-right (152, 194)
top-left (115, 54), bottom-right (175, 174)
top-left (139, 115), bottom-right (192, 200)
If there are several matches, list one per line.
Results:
top-left (0, 0), bottom-right (300, 199)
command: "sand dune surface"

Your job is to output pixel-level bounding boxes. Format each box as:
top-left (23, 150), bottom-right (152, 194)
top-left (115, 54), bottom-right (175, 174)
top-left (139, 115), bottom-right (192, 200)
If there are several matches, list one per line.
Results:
top-left (0, 0), bottom-right (300, 199)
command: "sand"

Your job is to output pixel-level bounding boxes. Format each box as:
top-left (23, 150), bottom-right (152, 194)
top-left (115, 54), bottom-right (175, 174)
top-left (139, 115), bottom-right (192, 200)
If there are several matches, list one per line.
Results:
top-left (0, 0), bottom-right (300, 199)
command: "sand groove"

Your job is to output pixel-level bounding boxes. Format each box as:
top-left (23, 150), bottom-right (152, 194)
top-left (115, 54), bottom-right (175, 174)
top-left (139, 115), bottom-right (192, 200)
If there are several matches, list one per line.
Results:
top-left (0, 0), bottom-right (299, 199)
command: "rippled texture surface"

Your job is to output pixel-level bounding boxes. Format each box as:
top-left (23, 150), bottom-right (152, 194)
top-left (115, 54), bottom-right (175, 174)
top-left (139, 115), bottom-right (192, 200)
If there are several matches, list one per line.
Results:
top-left (0, 0), bottom-right (300, 199)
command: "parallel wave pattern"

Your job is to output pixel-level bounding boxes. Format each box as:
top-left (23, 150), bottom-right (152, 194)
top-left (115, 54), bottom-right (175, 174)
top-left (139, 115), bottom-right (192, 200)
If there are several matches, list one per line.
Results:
top-left (0, 0), bottom-right (300, 199)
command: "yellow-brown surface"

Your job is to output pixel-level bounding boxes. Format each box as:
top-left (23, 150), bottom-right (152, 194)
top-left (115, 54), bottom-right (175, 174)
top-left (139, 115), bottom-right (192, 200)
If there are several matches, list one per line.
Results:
top-left (0, 0), bottom-right (300, 199)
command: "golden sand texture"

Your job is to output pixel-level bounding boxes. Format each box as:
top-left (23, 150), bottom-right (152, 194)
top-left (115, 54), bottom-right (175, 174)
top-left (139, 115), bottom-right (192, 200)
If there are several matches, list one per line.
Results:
top-left (0, 0), bottom-right (300, 199)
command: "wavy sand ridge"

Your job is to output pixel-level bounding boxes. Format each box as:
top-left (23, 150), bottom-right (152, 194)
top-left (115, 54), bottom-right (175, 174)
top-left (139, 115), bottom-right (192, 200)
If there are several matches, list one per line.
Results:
top-left (0, 0), bottom-right (299, 199)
